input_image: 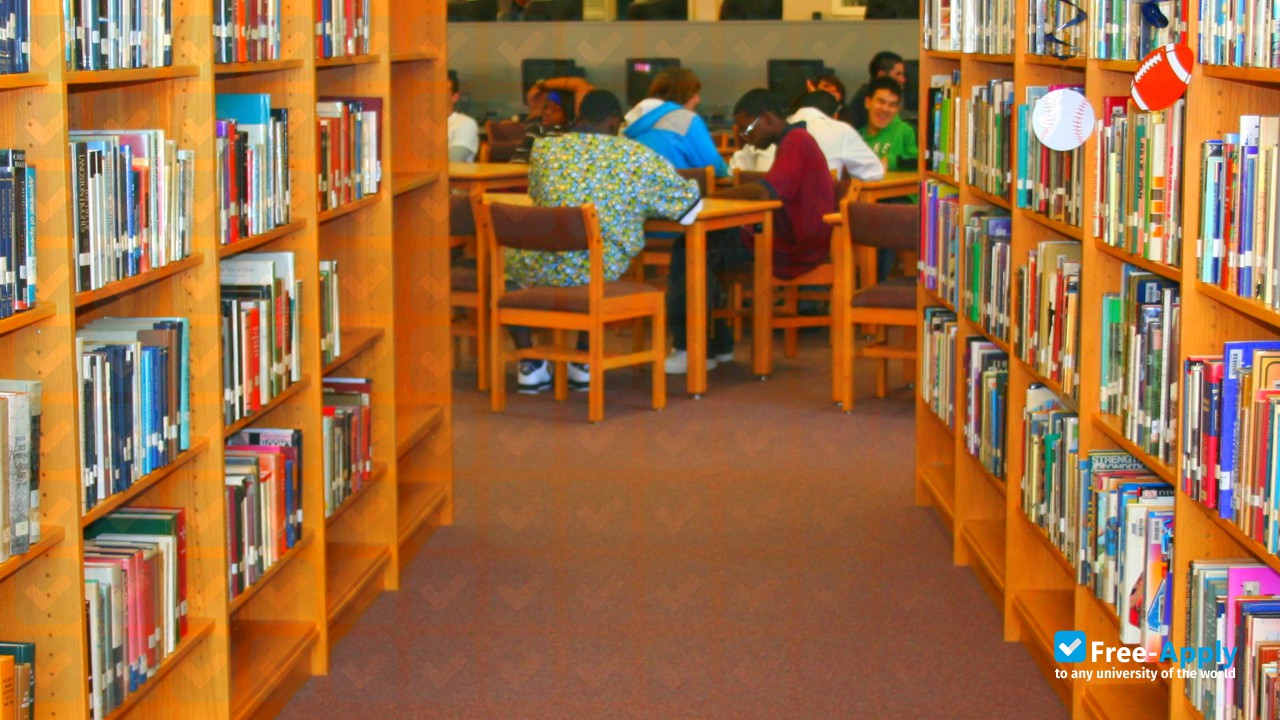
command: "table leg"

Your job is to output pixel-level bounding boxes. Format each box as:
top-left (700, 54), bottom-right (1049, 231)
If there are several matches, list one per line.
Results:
top-left (686, 223), bottom-right (708, 395)
top-left (752, 212), bottom-right (773, 378)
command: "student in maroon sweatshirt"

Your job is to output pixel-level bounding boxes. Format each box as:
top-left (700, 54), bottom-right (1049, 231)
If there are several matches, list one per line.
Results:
top-left (665, 88), bottom-right (835, 374)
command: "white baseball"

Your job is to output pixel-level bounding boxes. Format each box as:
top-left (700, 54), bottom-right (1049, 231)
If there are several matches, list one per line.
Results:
top-left (1032, 89), bottom-right (1095, 152)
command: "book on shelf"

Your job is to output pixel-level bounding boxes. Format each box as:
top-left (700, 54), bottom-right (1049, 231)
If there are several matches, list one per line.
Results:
top-left (214, 0), bottom-right (282, 63)
top-left (966, 78), bottom-right (1014, 199)
top-left (1197, 115), bottom-right (1280, 302)
top-left (1027, 0), bottom-right (1084, 58)
top-left (0, 150), bottom-right (37, 319)
top-left (0, 642), bottom-right (34, 720)
top-left (962, 206), bottom-right (1012, 343)
top-left (1198, 0), bottom-right (1279, 68)
top-left (83, 507), bottom-right (188, 719)
top-left (1186, 563), bottom-right (1280, 719)
top-left (1021, 384), bottom-right (1078, 553)
top-left (316, 97), bottom-right (382, 211)
top-left (315, 0), bottom-right (371, 59)
top-left (924, 72), bottom-right (960, 177)
top-left (322, 377), bottom-right (372, 517)
top-left (0, 0), bottom-right (31, 75)
top-left (76, 318), bottom-right (192, 513)
top-left (922, 0), bottom-right (959, 50)
top-left (319, 259), bottom-right (342, 365)
top-left (1014, 239), bottom-right (1081, 399)
top-left (63, 0), bottom-right (173, 71)
top-left (68, 130), bottom-right (195, 294)
top-left (964, 337), bottom-right (1007, 478)
top-left (922, 0), bottom-right (1012, 52)
top-left (1099, 265), bottom-right (1180, 464)
top-left (215, 94), bottom-right (292, 246)
top-left (920, 180), bottom-right (959, 305)
top-left (1094, 0), bottom-right (1187, 60)
top-left (1017, 85), bottom-right (1085, 228)
top-left (1094, 96), bottom-right (1186, 266)
top-left (224, 437), bottom-right (303, 598)
top-left (0, 379), bottom-right (39, 561)
top-left (219, 252), bottom-right (301, 425)
top-left (922, 307), bottom-right (958, 428)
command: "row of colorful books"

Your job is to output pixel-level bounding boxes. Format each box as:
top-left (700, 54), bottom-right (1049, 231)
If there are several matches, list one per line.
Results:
top-left (921, 0), bottom-right (1014, 52)
top-left (319, 260), bottom-right (343, 366)
top-left (0, 642), bottom-right (35, 720)
top-left (216, 94), bottom-right (292, 248)
top-left (1185, 562), bottom-right (1280, 719)
top-left (1017, 86), bottom-right (1086, 228)
top-left (962, 206), bottom-right (1012, 344)
top-left (1092, 0), bottom-right (1187, 60)
top-left (214, 0), bottom-right (281, 64)
top-left (964, 338), bottom-right (1008, 478)
top-left (1094, 97), bottom-right (1186, 267)
top-left (1197, 0), bottom-right (1280, 67)
top-left (921, 307), bottom-right (957, 428)
top-left (923, 72), bottom-right (960, 178)
top-left (0, 150), bottom-right (37, 320)
top-left (323, 378), bottom-right (373, 517)
top-left (1015, 239), bottom-right (1081, 399)
top-left (0, 0), bottom-right (30, 75)
top-left (83, 508), bottom-right (188, 720)
top-left (1027, 0), bottom-right (1084, 58)
top-left (1196, 116), bottom-right (1280, 303)
top-left (70, 130), bottom-right (195, 294)
top-left (317, 98), bottom-right (382, 212)
top-left (1020, 387), bottom-right (1078, 567)
top-left (967, 78), bottom-right (1014, 200)
top-left (316, 0), bottom-right (371, 59)
top-left (225, 429), bottom-right (303, 599)
top-left (0, 379), bottom-right (39, 563)
top-left (919, 180), bottom-right (961, 307)
top-left (63, 0), bottom-right (172, 71)
top-left (220, 253), bottom-right (301, 426)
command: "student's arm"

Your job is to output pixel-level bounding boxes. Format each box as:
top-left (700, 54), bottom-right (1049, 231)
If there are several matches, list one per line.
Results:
top-left (686, 115), bottom-right (731, 178)
top-left (637, 147), bottom-right (701, 221)
top-left (538, 77), bottom-right (595, 111)
top-left (840, 128), bottom-right (886, 181)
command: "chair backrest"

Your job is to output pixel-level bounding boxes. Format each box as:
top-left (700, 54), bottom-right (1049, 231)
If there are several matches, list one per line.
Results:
top-left (449, 193), bottom-right (477, 238)
top-left (487, 202), bottom-right (595, 252)
top-left (842, 199), bottom-right (919, 251)
top-left (485, 120), bottom-right (526, 163)
top-left (733, 169), bottom-right (767, 186)
top-left (677, 166), bottom-right (715, 197)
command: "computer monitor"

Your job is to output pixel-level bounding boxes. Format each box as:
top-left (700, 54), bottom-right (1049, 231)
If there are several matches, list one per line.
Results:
top-left (625, 58), bottom-right (680, 106)
top-left (521, 59), bottom-right (584, 95)
top-left (902, 59), bottom-right (920, 116)
top-left (767, 59), bottom-right (829, 108)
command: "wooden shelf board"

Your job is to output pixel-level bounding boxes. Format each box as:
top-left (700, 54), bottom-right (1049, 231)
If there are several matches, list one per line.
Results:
top-left (1090, 413), bottom-right (1177, 484)
top-left (919, 462), bottom-right (956, 527)
top-left (968, 184), bottom-right (1012, 210)
top-left (923, 169), bottom-right (959, 186)
top-left (1082, 681), bottom-right (1169, 720)
top-left (967, 53), bottom-right (1014, 64)
top-left (0, 302), bottom-right (56, 338)
top-left (921, 284), bottom-right (957, 315)
top-left (228, 531), bottom-right (315, 615)
top-left (217, 220), bottom-right (308, 259)
top-left (0, 526), bottom-right (65, 584)
top-left (1200, 64), bottom-right (1280, 83)
top-left (75, 255), bottom-right (204, 308)
top-left (392, 171), bottom-right (442, 196)
top-left (0, 72), bottom-right (49, 91)
top-left (1019, 512), bottom-right (1075, 580)
top-left (1080, 585), bottom-right (1122, 632)
top-left (322, 327), bottom-right (386, 376)
top-left (66, 65), bottom-right (200, 86)
top-left (1024, 54), bottom-right (1087, 69)
top-left (1187, 495), bottom-right (1280, 576)
top-left (919, 403), bottom-right (955, 440)
top-left (317, 193), bottom-right (382, 224)
top-left (924, 50), bottom-right (962, 60)
top-left (230, 619), bottom-right (319, 720)
top-left (103, 619), bottom-right (214, 720)
top-left (960, 313), bottom-right (1013, 357)
top-left (1020, 208), bottom-right (1084, 240)
top-left (325, 461), bottom-right (389, 527)
top-left (1198, 281), bottom-right (1280, 331)
top-left (223, 376), bottom-right (312, 439)
top-left (390, 50), bottom-right (441, 63)
top-left (214, 59), bottom-right (305, 77)
top-left (1181, 689), bottom-right (1206, 720)
top-left (962, 519), bottom-right (1006, 588)
top-left (315, 54), bottom-right (381, 68)
top-left (81, 437), bottom-right (212, 527)
top-left (1012, 589), bottom-right (1074, 660)
top-left (1014, 353), bottom-right (1078, 412)
top-left (1094, 240), bottom-right (1181, 281)
top-left (325, 543), bottom-right (391, 622)
top-left (962, 449), bottom-right (1008, 497)
top-left (397, 404), bottom-right (444, 458)
top-left (398, 482), bottom-right (449, 547)
top-left (1098, 59), bottom-right (1141, 73)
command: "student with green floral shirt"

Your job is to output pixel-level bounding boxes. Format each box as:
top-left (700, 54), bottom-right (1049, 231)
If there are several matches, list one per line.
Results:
top-left (504, 90), bottom-right (701, 394)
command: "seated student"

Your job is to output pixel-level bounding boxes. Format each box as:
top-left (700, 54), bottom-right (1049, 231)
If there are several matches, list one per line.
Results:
top-left (859, 77), bottom-right (918, 172)
top-left (846, 51), bottom-right (906, 131)
top-left (447, 71), bottom-right (480, 162)
top-left (664, 89), bottom-right (835, 374)
top-left (510, 90), bottom-right (573, 164)
top-left (525, 76), bottom-right (595, 121)
top-left (727, 92), bottom-right (884, 182)
top-left (805, 71), bottom-right (847, 119)
top-left (623, 68), bottom-right (729, 178)
top-left (505, 90), bottom-right (701, 393)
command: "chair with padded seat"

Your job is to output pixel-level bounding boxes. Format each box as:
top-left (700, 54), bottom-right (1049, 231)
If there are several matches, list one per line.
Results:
top-left (448, 192), bottom-right (490, 391)
top-left (481, 120), bottom-right (526, 163)
top-left (831, 199), bottom-right (919, 412)
top-left (482, 201), bottom-right (666, 422)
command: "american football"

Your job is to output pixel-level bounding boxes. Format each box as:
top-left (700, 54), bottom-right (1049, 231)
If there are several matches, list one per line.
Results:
top-left (1130, 43), bottom-right (1194, 111)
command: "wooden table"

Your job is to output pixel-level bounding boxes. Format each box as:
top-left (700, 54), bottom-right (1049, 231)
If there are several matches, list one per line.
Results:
top-left (853, 171), bottom-right (921, 202)
top-left (483, 193), bottom-right (780, 397)
top-left (449, 163), bottom-right (529, 193)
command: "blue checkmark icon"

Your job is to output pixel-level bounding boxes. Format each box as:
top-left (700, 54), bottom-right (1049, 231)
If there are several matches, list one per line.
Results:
top-left (1054, 631), bottom-right (1087, 663)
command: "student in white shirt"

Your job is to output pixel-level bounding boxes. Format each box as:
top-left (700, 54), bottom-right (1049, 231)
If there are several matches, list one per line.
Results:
top-left (729, 91), bottom-right (885, 182)
top-left (447, 71), bottom-right (479, 163)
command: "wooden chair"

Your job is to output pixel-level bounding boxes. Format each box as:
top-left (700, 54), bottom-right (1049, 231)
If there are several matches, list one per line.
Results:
top-left (448, 193), bottom-right (489, 390)
top-left (482, 201), bottom-right (666, 423)
top-left (482, 120), bottom-right (525, 163)
top-left (831, 199), bottom-right (919, 412)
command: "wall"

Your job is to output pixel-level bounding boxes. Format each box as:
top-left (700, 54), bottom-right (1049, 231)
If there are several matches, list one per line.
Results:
top-left (446, 19), bottom-right (918, 121)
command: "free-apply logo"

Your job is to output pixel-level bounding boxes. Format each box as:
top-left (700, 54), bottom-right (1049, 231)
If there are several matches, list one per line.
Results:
top-left (1054, 631), bottom-right (1087, 663)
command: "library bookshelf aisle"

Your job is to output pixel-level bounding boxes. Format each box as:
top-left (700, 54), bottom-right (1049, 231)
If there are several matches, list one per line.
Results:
top-left (0, 1), bottom-right (451, 720)
top-left (915, 2), bottom-right (1280, 720)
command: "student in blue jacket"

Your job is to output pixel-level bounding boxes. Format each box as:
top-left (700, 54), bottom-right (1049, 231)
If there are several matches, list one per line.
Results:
top-left (623, 68), bottom-right (730, 178)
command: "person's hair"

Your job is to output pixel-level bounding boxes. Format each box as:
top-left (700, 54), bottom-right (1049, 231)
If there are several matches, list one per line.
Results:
top-left (544, 90), bottom-right (575, 124)
top-left (866, 76), bottom-right (903, 102)
top-left (448, 70), bottom-right (459, 95)
top-left (868, 51), bottom-right (904, 78)
top-left (733, 89), bottom-right (786, 120)
top-left (647, 68), bottom-right (701, 106)
top-left (577, 90), bottom-right (623, 123)
top-left (811, 72), bottom-right (845, 100)
top-left (795, 90), bottom-right (840, 117)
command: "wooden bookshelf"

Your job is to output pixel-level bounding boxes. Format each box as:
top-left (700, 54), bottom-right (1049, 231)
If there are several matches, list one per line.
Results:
top-left (0, 0), bottom-right (452, 718)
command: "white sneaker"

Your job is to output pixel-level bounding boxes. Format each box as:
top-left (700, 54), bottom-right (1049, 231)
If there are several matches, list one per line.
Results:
top-left (664, 349), bottom-right (718, 375)
top-left (568, 362), bottom-right (590, 392)
top-left (517, 360), bottom-right (552, 394)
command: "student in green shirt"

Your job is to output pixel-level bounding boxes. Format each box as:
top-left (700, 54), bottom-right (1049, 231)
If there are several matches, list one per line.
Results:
top-left (858, 77), bottom-right (917, 172)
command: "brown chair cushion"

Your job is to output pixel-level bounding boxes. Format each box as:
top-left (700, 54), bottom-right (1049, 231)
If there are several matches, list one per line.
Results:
top-left (851, 276), bottom-right (916, 309)
top-left (449, 194), bottom-right (476, 236)
top-left (845, 202), bottom-right (920, 251)
top-left (489, 203), bottom-right (592, 252)
top-left (451, 266), bottom-right (478, 292)
top-left (498, 281), bottom-right (658, 313)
